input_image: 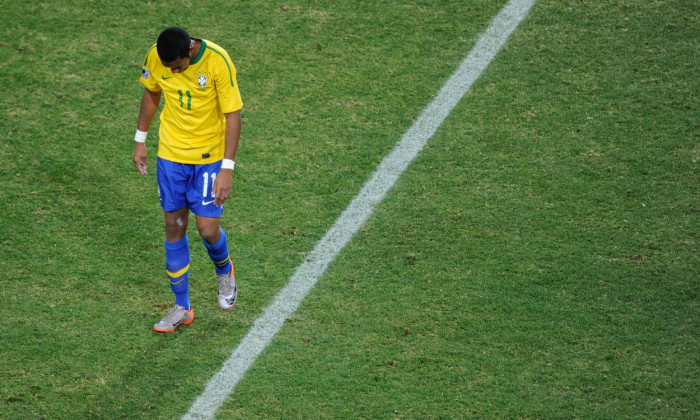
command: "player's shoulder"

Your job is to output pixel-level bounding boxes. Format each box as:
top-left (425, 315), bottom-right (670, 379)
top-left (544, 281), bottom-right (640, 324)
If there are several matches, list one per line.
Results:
top-left (202, 39), bottom-right (227, 54)
top-left (143, 43), bottom-right (159, 67)
top-left (202, 39), bottom-right (233, 63)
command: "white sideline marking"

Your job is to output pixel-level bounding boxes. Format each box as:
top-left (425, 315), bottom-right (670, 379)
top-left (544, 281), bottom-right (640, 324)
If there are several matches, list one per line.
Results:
top-left (183, 1), bottom-right (537, 418)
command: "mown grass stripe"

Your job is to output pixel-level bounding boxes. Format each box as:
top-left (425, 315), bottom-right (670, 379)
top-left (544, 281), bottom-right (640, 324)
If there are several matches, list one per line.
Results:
top-left (183, 0), bottom-right (537, 418)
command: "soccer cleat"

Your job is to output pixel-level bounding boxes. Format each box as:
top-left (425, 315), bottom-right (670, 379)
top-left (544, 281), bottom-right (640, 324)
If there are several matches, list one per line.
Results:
top-left (153, 304), bottom-right (194, 333)
top-left (217, 260), bottom-right (237, 311)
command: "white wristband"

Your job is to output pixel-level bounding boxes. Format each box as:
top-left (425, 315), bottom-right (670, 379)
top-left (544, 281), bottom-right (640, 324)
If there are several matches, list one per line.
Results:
top-left (134, 129), bottom-right (147, 143)
top-left (221, 159), bottom-right (235, 170)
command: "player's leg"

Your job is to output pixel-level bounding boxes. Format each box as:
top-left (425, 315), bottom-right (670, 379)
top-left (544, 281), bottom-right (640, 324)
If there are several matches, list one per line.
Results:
top-left (154, 158), bottom-right (195, 332)
top-left (189, 161), bottom-right (237, 311)
top-left (197, 216), bottom-right (232, 274)
top-left (197, 215), bottom-right (237, 311)
top-left (154, 222), bottom-right (194, 332)
top-left (164, 207), bottom-right (191, 311)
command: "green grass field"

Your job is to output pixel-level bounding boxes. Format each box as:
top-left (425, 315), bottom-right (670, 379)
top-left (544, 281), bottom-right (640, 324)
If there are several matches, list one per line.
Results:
top-left (1, 0), bottom-right (698, 418)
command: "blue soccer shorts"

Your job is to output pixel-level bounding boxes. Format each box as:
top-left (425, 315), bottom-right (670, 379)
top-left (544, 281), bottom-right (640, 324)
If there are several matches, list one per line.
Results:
top-left (157, 157), bottom-right (225, 218)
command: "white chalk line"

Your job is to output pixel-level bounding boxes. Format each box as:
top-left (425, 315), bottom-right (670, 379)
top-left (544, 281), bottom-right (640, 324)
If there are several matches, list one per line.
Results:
top-left (183, 0), bottom-right (537, 418)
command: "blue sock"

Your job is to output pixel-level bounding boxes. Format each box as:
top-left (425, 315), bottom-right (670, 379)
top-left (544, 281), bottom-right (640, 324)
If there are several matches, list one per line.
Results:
top-left (165, 235), bottom-right (191, 310)
top-left (203, 228), bottom-right (233, 276)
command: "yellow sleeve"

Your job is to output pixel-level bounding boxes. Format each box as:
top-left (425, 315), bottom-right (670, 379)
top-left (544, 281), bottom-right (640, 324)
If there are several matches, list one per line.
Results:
top-left (212, 48), bottom-right (242, 113)
top-left (139, 45), bottom-right (162, 92)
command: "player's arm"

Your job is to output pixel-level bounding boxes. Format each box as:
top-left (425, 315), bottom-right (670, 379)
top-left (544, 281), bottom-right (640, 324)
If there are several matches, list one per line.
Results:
top-left (213, 110), bottom-right (241, 206)
top-left (133, 88), bottom-right (162, 176)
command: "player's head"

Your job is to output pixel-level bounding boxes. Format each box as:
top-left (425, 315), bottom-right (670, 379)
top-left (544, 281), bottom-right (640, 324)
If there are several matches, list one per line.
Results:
top-left (157, 27), bottom-right (192, 72)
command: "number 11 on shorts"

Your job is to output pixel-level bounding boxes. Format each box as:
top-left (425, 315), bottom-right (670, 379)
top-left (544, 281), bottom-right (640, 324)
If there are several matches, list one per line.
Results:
top-left (203, 172), bottom-right (217, 198)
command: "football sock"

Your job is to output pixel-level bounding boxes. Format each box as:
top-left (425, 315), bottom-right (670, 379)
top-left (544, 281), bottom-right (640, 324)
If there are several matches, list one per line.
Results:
top-left (203, 228), bottom-right (233, 276)
top-left (165, 235), bottom-right (191, 310)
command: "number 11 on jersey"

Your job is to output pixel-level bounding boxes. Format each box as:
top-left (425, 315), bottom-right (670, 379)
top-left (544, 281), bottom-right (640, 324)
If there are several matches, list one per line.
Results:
top-left (177, 89), bottom-right (192, 110)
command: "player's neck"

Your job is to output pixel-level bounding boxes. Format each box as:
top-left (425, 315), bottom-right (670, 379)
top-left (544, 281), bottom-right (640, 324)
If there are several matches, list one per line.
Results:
top-left (189, 39), bottom-right (201, 60)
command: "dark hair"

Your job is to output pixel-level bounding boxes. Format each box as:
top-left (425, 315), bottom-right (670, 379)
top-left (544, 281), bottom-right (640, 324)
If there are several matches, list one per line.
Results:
top-left (157, 27), bottom-right (191, 62)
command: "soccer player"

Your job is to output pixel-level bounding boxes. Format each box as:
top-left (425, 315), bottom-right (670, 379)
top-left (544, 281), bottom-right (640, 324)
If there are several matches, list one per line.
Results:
top-left (132, 27), bottom-right (243, 332)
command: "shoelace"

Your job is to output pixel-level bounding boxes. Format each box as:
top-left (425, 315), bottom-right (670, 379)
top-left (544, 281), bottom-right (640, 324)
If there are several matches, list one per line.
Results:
top-left (218, 274), bottom-right (233, 295)
top-left (162, 305), bottom-right (186, 322)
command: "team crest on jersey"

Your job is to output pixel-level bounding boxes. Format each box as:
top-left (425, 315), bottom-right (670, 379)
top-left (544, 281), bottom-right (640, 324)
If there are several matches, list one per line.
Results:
top-left (196, 72), bottom-right (210, 90)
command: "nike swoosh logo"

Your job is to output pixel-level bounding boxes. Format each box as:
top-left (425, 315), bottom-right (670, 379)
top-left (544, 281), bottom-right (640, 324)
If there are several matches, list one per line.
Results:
top-left (162, 76), bottom-right (173, 80)
top-left (202, 200), bottom-right (216, 206)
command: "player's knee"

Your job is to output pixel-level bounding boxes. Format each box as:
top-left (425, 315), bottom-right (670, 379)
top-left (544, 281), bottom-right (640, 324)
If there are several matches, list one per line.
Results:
top-left (198, 225), bottom-right (220, 245)
top-left (164, 214), bottom-right (188, 241)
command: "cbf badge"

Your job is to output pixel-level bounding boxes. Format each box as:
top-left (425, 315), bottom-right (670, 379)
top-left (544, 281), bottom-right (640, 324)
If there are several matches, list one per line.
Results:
top-left (196, 72), bottom-right (210, 91)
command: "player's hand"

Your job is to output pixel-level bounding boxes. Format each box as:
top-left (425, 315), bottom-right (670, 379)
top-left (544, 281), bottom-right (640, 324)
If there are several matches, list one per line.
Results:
top-left (213, 169), bottom-right (233, 206)
top-left (133, 143), bottom-right (148, 176)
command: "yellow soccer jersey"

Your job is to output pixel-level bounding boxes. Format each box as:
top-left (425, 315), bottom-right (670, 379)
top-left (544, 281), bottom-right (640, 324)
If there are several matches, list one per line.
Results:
top-left (140, 39), bottom-right (243, 164)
